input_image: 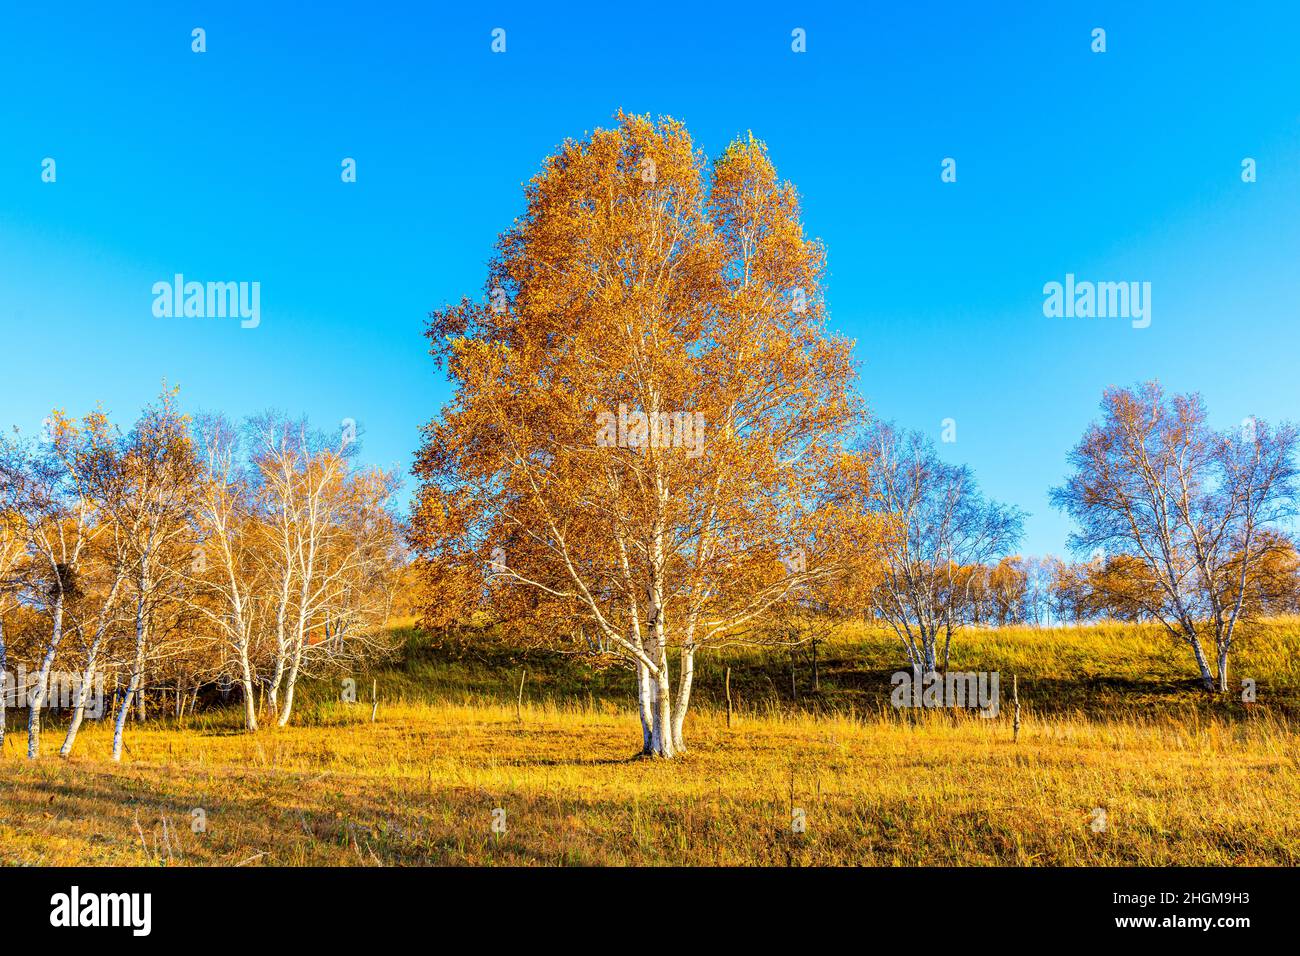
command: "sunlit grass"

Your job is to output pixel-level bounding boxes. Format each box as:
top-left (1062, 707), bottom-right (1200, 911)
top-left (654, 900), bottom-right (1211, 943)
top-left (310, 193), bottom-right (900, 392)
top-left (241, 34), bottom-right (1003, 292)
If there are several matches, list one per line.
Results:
top-left (2, 618), bottom-right (1297, 866)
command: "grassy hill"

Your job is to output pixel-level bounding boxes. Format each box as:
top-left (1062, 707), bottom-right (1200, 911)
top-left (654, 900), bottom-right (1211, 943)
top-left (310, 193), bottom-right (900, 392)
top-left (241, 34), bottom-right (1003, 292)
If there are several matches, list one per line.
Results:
top-left (2, 618), bottom-right (1298, 866)
top-left (368, 616), bottom-right (1300, 721)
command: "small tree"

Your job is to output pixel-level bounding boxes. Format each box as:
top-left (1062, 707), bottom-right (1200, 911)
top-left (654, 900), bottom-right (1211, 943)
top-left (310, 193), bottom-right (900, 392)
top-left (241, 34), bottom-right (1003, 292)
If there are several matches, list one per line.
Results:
top-left (987, 557), bottom-right (1029, 626)
top-left (246, 413), bottom-right (399, 726)
top-left (1052, 382), bottom-right (1299, 692)
top-left (0, 481), bottom-right (35, 751)
top-left (860, 423), bottom-right (1023, 672)
top-left (192, 413), bottom-right (262, 730)
top-left (64, 391), bottom-right (201, 760)
top-left (1043, 556), bottom-right (1089, 623)
top-left (57, 516), bottom-right (130, 756)
top-left (0, 427), bottom-right (92, 758)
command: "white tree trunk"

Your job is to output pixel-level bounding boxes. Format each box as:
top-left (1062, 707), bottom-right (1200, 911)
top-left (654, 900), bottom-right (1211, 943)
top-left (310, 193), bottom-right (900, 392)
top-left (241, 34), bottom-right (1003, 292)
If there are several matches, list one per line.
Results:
top-left (649, 652), bottom-right (674, 758)
top-left (27, 593), bottom-right (65, 760)
top-left (112, 667), bottom-right (140, 762)
top-left (921, 626), bottom-right (938, 673)
top-left (276, 549), bottom-right (316, 728)
top-left (113, 586), bottom-right (150, 761)
top-left (61, 573), bottom-right (123, 756)
top-left (60, 645), bottom-right (101, 756)
top-left (637, 662), bottom-right (653, 754)
top-left (223, 561), bottom-right (258, 731)
top-left (1189, 636), bottom-right (1216, 693)
top-left (671, 645), bottom-right (695, 753)
top-left (0, 613), bottom-right (8, 752)
top-left (238, 639), bottom-right (258, 731)
top-left (277, 638), bottom-right (305, 727)
top-left (1216, 644), bottom-right (1230, 695)
top-left (267, 583), bottom-right (292, 715)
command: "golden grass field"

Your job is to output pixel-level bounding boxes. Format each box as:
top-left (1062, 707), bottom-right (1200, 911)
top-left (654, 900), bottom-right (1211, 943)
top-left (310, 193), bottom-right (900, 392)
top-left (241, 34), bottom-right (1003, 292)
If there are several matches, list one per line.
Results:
top-left (2, 619), bottom-right (1298, 866)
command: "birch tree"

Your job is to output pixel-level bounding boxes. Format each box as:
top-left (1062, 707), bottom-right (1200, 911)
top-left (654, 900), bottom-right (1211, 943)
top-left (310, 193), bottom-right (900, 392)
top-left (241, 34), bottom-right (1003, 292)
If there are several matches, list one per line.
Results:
top-left (859, 423), bottom-right (1023, 673)
top-left (63, 392), bottom-right (201, 759)
top-left (57, 519), bottom-right (129, 756)
top-left (0, 428), bottom-right (91, 758)
top-left (1052, 382), bottom-right (1299, 691)
top-left (248, 414), bottom-right (398, 726)
top-left (0, 500), bottom-right (29, 751)
top-left (252, 419), bottom-right (348, 727)
top-left (411, 114), bottom-right (874, 758)
top-left (247, 414), bottom-right (303, 719)
top-left (192, 413), bottom-right (261, 730)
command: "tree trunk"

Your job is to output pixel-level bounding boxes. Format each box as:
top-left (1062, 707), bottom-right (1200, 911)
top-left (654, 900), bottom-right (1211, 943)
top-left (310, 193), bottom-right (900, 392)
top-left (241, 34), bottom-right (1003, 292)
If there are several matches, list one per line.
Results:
top-left (61, 572), bottom-right (123, 756)
top-left (636, 662), bottom-right (653, 754)
top-left (112, 666), bottom-right (141, 761)
top-left (0, 613), bottom-right (8, 752)
top-left (649, 663), bottom-right (674, 758)
top-left (240, 668), bottom-right (258, 731)
top-left (277, 637), bottom-right (305, 727)
top-left (267, 585), bottom-right (291, 715)
top-left (279, 538), bottom-right (317, 728)
top-left (60, 644), bottom-right (103, 756)
top-left (278, 569), bottom-right (316, 728)
top-left (1216, 644), bottom-right (1230, 695)
top-left (113, 585), bottom-right (150, 761)
top-left (921, 628), bottom-right (938, 673)
top-left (27, 592), bottom-right (65, 760)
top-left (671, 645), bottom-right (695, 753)
top-left (236, 630), bottom-right (258, 731)
top-left (1189, 636), bottom-right (1216, 693)
top-left (268, 662), bottom-right (283, 716)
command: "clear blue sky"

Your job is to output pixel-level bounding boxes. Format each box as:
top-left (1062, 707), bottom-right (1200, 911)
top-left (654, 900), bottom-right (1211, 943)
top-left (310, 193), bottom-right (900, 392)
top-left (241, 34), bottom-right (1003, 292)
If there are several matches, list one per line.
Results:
top-left (2, 0), bottom-right (1298, 557)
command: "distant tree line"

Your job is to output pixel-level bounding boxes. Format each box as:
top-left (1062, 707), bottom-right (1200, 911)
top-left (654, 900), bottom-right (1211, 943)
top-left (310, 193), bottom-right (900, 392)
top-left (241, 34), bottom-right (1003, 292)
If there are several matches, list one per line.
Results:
top-left (861, 546), bottom-right (1300, 630)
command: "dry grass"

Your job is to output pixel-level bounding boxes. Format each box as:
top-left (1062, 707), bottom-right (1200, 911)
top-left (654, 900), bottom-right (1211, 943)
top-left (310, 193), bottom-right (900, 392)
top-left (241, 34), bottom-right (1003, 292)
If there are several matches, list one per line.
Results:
top-left (2, 619), bottom-right (1299, 866)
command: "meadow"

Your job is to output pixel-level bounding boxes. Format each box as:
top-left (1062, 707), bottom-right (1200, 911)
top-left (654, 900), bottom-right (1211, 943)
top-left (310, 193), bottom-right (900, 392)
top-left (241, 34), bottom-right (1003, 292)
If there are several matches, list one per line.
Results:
top-left (2, 619), bottom-right (1298, 866)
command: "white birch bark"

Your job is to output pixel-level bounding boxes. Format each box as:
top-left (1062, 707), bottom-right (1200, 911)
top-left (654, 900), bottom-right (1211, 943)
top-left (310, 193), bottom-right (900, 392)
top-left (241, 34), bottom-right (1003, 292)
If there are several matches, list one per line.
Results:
top-left (0, 613), bottom-right (7, 751)
top-left (26, 591), bottom-right (65, 759)
top-left (1189, 633), bottom-right (1215, 693)
top-left (60, 559), bottom-right (126, 755)
top-left (670, 645), bottom-right (695, 753)
top-left (112, 571), bottom-right (150, 762)
top-left (637, 662), bottom-right (653, 754)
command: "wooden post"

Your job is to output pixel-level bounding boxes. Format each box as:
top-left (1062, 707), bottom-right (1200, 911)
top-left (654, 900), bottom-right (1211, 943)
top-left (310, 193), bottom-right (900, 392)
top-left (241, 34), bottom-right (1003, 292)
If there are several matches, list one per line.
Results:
top-left (515, 669), bottom-right (527, 724)
top-left (1012, 674), bottom-right (1021, 743)
top-left (725, 667), bottom-right (733, 729)
top-left (370, 678), bottom-right (378, 722)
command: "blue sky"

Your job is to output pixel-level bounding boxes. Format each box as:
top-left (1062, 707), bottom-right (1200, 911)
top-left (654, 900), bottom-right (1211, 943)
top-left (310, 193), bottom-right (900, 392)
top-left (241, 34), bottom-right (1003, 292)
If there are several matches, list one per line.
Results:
top-left (2, 0), bottom-right (1297, 557)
